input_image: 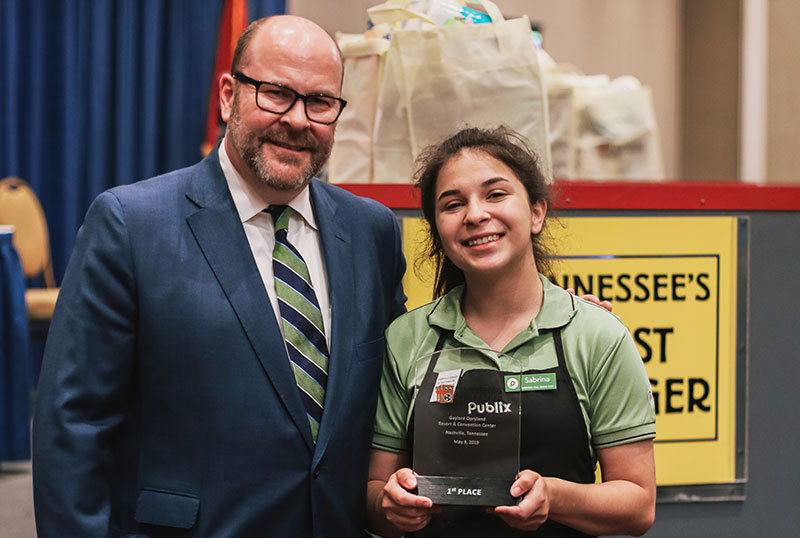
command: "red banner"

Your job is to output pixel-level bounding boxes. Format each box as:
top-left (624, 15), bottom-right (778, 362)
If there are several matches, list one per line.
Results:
top-left (202, 0), bottom-right (248, 156)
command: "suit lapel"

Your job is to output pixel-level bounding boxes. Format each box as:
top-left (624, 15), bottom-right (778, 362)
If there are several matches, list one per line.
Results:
top-left (184, 154), bottom-right (315, 451)
top-left (308, 181), bottom-right (355, 462)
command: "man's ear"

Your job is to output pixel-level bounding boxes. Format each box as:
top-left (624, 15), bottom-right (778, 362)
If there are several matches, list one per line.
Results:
top-left (219, 73), bottom-right (235, 122)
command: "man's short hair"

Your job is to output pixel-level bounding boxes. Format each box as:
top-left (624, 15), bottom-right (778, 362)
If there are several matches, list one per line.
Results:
top-left (230, 18), bottom-right (270, 73)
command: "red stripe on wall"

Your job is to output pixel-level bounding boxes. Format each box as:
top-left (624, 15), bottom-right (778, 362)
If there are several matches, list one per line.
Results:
top-left (337, 182), bottom-right (800, 211)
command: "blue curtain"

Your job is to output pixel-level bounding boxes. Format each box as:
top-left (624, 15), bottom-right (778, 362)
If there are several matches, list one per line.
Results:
top-left (0, 232), bottom-right (31, 461)
top-left (0, 0), bottom-right (285, 282)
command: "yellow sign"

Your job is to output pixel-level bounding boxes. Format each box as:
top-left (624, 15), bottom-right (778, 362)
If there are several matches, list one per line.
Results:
top-left (401, 216), bottom-right (741, 487)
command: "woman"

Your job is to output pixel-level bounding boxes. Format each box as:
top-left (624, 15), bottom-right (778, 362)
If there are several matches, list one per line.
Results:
top-left (366, 127), bottom-right (656, 537)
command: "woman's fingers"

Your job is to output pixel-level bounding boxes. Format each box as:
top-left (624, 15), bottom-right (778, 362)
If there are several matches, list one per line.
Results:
top-left (382, 468), bottom-right (436, 532)
top-left (493, 470), bottom-right (550, 531)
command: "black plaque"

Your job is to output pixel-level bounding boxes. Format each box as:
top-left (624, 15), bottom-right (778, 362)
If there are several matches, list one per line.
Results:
top-left (413, 347), bottom-right (522, 506)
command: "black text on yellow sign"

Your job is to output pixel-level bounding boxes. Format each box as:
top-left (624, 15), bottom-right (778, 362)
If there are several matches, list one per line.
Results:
top-left (555, 256), bottom-right (720, 442)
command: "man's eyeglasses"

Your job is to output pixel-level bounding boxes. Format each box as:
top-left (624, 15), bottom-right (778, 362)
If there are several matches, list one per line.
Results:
top-left (233, 72), bottom-right (347, 125)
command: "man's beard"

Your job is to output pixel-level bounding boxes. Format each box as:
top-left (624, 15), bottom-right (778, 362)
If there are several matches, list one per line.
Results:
top-left (227, 95), bottom-right (332, 192)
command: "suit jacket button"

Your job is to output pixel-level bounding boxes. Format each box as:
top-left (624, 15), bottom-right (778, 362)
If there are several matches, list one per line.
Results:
top-left (313, 468), bottom-right (321, 478)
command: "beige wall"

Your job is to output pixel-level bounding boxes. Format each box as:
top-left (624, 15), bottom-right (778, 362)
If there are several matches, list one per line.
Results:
top-left (287, 0), bottom-right (374, 33)
top-left (682, 0), bottom-right (740, 181)
top-left (767, 0), bottom-right (800, 183)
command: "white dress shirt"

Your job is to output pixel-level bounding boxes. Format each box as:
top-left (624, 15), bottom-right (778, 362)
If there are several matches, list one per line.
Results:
top-left (218, 140), bottom-right (332, 347)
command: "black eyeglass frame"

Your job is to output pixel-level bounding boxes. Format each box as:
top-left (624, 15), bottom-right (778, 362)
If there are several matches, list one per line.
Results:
top-left (232, 72), bottom-right (347, 125)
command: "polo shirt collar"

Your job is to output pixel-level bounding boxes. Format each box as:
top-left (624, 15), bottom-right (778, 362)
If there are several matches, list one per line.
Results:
top-left (427, 274), bottom-right (577, 352)
top-left (535, 276), bottom-right (579, 330)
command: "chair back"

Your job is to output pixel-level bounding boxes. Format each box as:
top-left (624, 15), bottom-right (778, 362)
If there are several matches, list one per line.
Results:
top-left (0, 177), bottom-right (56, 287)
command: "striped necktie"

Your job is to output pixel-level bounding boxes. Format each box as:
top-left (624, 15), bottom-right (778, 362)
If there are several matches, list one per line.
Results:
top-left (267, 205), bottom-right (328, 442)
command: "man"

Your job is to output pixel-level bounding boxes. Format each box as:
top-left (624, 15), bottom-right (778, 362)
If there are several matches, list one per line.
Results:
top-left (32, 15), bottom-right (406, 538)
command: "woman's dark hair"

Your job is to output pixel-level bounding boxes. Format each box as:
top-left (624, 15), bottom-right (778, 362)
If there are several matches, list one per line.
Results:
top-left (414, 126), bottom-right (554, 298)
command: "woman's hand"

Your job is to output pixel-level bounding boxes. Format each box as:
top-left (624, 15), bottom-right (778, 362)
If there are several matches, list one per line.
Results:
top-left (367, 449), bottom-right (439, 537)
top-left (567, 288), bottom-right (613, 312)
top-left (380, 468), bottom-right (439, 532)
top-left (492, 469), bottom-right (550, 531)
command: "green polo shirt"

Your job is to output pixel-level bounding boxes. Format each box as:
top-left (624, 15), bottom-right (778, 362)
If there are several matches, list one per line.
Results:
top-left (373, 275), bottom-right (656, 463)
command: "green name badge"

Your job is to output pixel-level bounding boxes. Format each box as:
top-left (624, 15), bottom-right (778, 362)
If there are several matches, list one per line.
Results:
top-left (505, 373), bottom-right (557, 392)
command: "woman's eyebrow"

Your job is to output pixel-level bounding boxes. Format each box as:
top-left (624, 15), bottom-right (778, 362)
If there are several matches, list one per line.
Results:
top-left (437, 188), bottom-right (460, 201)
top-left (437, 177), bottom-right (510, 201)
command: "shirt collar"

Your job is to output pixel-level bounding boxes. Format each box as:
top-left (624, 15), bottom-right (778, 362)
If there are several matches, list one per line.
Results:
top-left (534, 276), bottom-right (578, 330)
top-left (427, 275), bottom-right (577, 350)
top-left (218, 139), bottom-right (318, 230)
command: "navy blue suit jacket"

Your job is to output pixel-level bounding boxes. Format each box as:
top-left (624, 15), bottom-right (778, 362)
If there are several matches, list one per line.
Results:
top-left (32, 149), bottom-right (406, 537)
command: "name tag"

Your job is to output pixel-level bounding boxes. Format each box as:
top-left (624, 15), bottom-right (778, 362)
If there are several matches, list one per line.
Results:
top-left (504, 373), bottom-right (557, 392)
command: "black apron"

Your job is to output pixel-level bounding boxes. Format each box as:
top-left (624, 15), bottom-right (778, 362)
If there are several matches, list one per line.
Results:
top-left (408, 329), bottom-right (596, 538)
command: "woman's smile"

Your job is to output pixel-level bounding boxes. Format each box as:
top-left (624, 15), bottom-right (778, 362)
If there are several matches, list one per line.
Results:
top-left (463, 233), bottom-right (503, 247)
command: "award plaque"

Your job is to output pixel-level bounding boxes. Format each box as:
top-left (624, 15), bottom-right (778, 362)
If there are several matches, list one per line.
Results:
top-left (412, 347), bottom-right (522, 506)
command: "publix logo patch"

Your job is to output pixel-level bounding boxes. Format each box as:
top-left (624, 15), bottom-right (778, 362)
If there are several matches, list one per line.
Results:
top-left (504, 373), bottom-right (557, 392)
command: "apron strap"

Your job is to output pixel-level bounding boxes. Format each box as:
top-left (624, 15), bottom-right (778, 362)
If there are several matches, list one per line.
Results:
top-left (547, 327), bottom-right (594, 483)
top-left (424, 329), bottom-right (450, 380)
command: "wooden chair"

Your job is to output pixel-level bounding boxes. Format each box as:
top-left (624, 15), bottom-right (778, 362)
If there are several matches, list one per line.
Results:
top-left (0, 177), bottom-right (59, 322)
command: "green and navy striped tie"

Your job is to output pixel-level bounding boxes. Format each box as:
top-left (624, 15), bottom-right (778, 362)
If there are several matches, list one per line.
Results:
top-left (267, 205), bottom-right (328, 442)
